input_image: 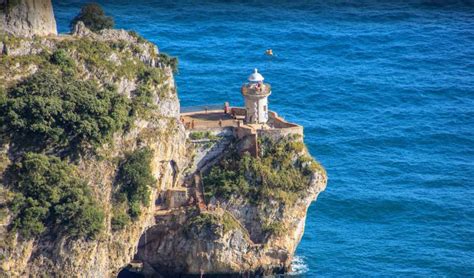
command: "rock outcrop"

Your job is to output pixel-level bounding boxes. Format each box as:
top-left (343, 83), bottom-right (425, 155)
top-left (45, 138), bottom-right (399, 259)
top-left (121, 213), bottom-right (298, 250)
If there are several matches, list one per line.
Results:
top-left (0, 0), bottom-right (57, 37)
top-left (0, 8), bottom-right (327, 277)
top-left (0, 25), bottom-right (188, 277)
top-left (137, 166), bottom-right (326, 276)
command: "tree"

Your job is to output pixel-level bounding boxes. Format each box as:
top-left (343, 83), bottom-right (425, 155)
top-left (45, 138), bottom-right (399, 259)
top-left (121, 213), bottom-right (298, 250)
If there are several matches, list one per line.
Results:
top-left (116, 148), bottom-right (156, 218)
top-left (8, 153), bottom-right (104, 239)
top-left (0, 69), bottom-right (130, 155)
top-left (70, 3), bottom-right (114, 32)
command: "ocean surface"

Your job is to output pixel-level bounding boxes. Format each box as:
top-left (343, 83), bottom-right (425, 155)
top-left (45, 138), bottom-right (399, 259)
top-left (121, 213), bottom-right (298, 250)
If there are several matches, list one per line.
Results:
top-left (53, 1), bottom-right (474, 276)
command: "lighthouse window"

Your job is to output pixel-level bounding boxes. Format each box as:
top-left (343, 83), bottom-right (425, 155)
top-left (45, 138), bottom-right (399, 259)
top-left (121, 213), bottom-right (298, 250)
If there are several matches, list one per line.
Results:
top-left (264, 105), bottom-right (267, 111)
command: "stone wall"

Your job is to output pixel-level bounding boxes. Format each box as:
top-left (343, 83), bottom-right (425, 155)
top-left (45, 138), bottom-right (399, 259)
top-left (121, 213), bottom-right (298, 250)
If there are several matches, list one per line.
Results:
top-left (165, 188), bottom-right (188, 209)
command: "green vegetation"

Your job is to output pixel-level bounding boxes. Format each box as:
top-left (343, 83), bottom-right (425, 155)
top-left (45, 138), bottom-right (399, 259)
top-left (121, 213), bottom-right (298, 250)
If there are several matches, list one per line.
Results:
top-left (111, 209), bottom-right (131, 231)
top-left (0, 14), bottom-right (180, 239)
top-left (262, 221), bottom-right (286, 237)
top-left (189, 131), bottom-right (218, 140)
top-left (128, 31), bottom-right (147, 43)
top-left (203, 136), bottom-right (323, 205)
top-left (0, 69), bottom-right (130, 156)
top-left (7, 153), bottom-right (104, 239)
top-left (221, 211), bottom-right (241, 235)
top-left (187, 213), bottom-right (220, 233)
top-left (185, 211), bottom-right (243, 238)
top-left (50, 49), bottom-right (76, 75)
top-left (70, 3), bottom-right (114, 32)
top-left (158, 53), bottom-right (178, 73)
top-left (115, 148), bottom-right (156, 219)
top-left (57, 38), bottom-right (142, 79)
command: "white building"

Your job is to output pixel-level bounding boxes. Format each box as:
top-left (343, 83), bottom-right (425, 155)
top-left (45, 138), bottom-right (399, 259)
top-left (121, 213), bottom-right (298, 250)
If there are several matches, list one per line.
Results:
top-left (241, 69), bottom-right (271, 124)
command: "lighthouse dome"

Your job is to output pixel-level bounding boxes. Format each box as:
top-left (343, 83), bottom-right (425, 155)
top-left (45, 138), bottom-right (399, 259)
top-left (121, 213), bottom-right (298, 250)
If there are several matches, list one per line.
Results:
top-left (248, 68), bottom-right (264, 82)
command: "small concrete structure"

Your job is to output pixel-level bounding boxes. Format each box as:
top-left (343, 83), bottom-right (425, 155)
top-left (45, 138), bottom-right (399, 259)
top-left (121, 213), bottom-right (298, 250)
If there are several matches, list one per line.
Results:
top-left (165, 188), bottom-right (188, 209)
top-left (241, 69), bottom-right (271, 124)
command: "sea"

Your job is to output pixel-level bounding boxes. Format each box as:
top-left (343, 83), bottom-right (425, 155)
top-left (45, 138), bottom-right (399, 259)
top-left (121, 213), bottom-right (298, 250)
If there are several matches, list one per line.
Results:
top-left (53, 1), bottom-right (474, 276)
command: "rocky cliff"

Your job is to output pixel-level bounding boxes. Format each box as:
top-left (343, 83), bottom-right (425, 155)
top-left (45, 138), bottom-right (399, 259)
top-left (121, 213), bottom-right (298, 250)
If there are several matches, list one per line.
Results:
top-left (0, 4), bottom-right (327, 277)
top-left (0, 0), bottom-right (57, 37)
top-left (0, 24), bottom-right (189, 277)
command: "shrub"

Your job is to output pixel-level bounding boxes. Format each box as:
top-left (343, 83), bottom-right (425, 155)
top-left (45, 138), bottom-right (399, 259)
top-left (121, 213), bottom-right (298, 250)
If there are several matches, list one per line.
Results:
top-left (185, 212), bottom-right (220, 238)
top-left (189, 131), bottom-right (218, 140)
top-left (128, 31), bottom-right (147, 43)
top-left (70, 3), bottom-right (114, 32)
top-left (116, 148), bottom-right (156, 219)
top-left (262, 221), bottom-right (286, 237)
top-left (0, 69), bottom-right (130, 155)
top-left (8, 153), bottom-right (104, 239)
top-left (203, 136), bottom-right (323, 205)
top-left (50, 49), bottom-right (74, 68)
top-left (158, 53), bottom-right (178, 73)
top-left (131, 84), bottom-right (156, 116)
top-left (185, 211), bottom-right (241, 238)
top-left (221, 211), bottom-right (240, 235)
top-left (111, 210), bottom-right (131, 231)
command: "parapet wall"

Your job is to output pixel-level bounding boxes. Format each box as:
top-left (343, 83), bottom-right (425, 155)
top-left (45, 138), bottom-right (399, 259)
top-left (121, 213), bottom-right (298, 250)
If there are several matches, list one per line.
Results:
top-left (261, 111), bottom-right (303, 140)
top-left (182, 107), bottom-right (303, 157)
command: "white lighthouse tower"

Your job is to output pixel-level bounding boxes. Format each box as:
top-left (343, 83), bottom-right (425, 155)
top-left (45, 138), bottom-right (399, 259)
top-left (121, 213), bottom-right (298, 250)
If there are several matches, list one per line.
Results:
top-left (241, 69), bottom-right (271, 124)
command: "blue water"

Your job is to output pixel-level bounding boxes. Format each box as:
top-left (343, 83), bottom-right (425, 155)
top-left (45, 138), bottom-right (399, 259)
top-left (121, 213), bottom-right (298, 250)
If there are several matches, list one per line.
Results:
top-left (53, 1), bottom-right (474, 276)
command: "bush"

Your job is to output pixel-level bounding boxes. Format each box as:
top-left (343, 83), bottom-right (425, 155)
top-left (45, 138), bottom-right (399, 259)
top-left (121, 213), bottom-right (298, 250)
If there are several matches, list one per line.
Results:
top-left (70, 3), bottom-right (114, 32)
top-left (111, 210), bottom-right (131, 231)
top-left (128, 31), bottom-right (147, 43)
top-left (8, 153), bottom-right (104, 239)
top-left (185, 212), bottom-right (241, 238)
top-left (116, 148), bottom-right (156, 219)
top-left (0, 69), bottom-right (130, 155)
top-left (262, 221), bottom-right (286, 237)
top-left (189, 131), bottom-right (218, 140)
top-left (185, 212), bottom-right (220, 238)
top-left (50, 49), bottom-right (74, 68)
top-left (158, 53), bottom-right (178, 73)
top-left (203, 136), bottom-right (323, 205)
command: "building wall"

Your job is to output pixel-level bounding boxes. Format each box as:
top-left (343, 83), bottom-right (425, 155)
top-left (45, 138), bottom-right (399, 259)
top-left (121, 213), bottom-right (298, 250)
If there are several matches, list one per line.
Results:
top-left (245, 95), bottom-right (269, 124)
top-left (165, 189), bottom-right (188, 209)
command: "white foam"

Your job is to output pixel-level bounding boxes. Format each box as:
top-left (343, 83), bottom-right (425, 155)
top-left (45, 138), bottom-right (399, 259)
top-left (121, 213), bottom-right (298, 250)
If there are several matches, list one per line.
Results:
top-left (288, 255), bottom-right (309, 276)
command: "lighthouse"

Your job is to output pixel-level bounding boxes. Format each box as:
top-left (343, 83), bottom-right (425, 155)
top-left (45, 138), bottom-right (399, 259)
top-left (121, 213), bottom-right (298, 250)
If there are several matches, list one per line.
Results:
top-left (241, 69), bottom-right (271, 124)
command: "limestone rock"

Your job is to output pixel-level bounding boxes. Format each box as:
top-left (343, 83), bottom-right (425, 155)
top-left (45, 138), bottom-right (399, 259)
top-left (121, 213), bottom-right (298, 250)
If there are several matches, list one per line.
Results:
top-left (0, 16), bottom-right (326, 277)
top-left (0, 0), bottom-right (57, 37)
top-left (71, 21), bottom-right (93, 37)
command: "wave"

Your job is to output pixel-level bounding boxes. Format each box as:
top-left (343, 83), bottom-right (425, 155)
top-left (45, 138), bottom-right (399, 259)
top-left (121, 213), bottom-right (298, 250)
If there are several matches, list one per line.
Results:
top-left (288, 256), bottom-right (309, 276)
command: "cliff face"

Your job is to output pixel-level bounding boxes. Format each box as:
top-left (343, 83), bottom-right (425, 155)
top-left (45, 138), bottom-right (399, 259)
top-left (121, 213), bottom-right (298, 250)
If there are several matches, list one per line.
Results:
top-left (0, 5), bottom-right (327, 277)
top-left (0, 0), bottom-right (57, 37)
top-left (0, 25), bottom-right (189, 277)
top-left (133, 134), bottom-right (327, 276)
top-left (137, 165), bottom-right (326, 276)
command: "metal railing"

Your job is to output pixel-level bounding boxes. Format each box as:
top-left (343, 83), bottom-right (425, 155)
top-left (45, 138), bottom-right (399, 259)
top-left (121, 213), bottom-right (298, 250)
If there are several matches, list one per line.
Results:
top-left (180, 104), bottom-right (224, 114)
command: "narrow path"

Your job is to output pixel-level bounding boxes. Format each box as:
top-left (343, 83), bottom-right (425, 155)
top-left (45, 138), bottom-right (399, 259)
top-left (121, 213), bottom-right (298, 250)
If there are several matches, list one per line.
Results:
top-left (194, 172), bottom-right (207, 211)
